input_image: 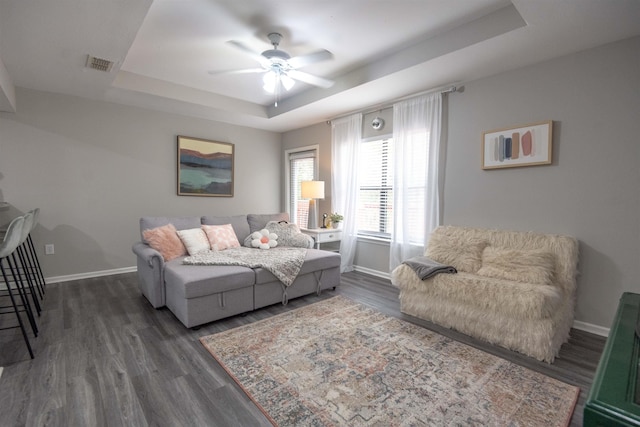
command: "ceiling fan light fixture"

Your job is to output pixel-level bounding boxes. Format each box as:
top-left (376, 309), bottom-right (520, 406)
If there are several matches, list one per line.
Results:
top-left (263, 71), bottom-right (277, 93)
top-left (262, 69), bottom-right (295, 94)
top-left (281, 73), bottom-right (295, 91)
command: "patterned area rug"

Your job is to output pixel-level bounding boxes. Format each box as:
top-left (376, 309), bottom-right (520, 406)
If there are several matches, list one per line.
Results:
top-left (200, 296), bottom-right (578, 426)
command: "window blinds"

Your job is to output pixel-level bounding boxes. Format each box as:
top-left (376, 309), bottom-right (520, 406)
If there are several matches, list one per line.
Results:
top-left (289, 149), bottom-right (316, 229)
top-left (357, 138), bottom-right (394, 236)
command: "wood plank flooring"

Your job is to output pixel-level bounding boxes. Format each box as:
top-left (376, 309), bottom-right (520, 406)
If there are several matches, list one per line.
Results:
top-left (0, 271), bottom-right (606, 426)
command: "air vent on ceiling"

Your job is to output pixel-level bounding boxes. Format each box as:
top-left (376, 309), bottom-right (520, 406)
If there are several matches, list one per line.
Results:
top-left (85, 55), bottom-right (114, 72)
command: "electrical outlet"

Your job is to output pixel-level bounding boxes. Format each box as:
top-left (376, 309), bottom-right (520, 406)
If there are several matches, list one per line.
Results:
top-left (45, 244), bottom-right (55, 255)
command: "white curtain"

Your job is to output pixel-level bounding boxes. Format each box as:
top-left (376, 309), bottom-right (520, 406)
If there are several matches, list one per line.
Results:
top-left (389, 93), bottom-right (442, 271)
top-left (331, 114), bottom-right (362, 273)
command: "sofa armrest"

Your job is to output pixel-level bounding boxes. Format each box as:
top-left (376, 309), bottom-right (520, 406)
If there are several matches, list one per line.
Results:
top-left (132, 241), bottom-right (164, 267)
top-left (132, 241), bottom-right (166, 308)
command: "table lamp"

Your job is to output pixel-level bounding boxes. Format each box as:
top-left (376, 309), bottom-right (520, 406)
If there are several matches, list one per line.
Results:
top-left (301, 180), bottom-right (324, 229)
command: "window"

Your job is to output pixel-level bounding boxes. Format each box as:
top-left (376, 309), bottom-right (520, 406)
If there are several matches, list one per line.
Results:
top-left (357, 138), bottom-right (394, 238)
top-left (285, 147), bottom-right (318, 229)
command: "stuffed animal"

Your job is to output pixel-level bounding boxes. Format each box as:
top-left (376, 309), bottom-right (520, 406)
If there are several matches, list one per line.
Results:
top-left (251, 229), bottom-right (278, 249)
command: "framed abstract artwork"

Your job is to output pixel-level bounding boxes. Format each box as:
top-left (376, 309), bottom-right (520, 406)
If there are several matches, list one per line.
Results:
top-left (482, 121), bottom-right (553, 170)
top-left (177, 135), bottom-right (234, 197)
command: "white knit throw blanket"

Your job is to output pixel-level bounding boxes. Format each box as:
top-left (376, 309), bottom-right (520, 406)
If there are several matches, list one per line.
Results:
top-left (183, 247), bottom-right (307, 287)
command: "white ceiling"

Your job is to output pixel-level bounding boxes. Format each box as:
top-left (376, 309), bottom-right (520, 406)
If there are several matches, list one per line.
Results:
top-left (1, 0), bottom-right (639, 132)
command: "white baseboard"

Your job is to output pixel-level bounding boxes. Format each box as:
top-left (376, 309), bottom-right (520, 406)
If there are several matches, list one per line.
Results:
top-left (572, 320), bottom-right (609, 337)
top-left (45, 266), bottom-right (137, 284)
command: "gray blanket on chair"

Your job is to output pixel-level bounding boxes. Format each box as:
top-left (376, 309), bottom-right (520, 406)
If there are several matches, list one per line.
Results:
top-left (402, 256), bottom-right (457, 280)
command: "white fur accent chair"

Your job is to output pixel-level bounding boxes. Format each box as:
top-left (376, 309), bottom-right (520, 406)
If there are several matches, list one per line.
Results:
top-left (391, 225), bottom-right (579, 363)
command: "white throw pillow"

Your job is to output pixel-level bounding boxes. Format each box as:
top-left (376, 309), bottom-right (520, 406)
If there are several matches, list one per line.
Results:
top-left (176, 228), bottom-right (210, 255)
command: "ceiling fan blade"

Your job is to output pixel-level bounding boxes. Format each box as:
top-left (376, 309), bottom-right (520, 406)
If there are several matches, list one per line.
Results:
top-left (288, 70), bottom-right (334, 89)
top-left (227, 40), bottom-right (271, 68)
top-left (208, 68), bottom-right (265, 76)
top-left (288, 49), bottom-right (333, 69)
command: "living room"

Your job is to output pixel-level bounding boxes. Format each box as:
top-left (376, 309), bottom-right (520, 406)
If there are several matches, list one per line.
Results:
top-left (0, 0), bottom-right (639, 425)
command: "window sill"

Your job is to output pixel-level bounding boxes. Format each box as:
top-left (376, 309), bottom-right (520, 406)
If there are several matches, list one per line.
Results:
top-left (356, 235), bottom-right (390, 246)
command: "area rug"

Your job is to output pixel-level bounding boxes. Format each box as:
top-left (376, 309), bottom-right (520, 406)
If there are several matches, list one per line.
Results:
top-left (200, 296), bottom-right (579, 426)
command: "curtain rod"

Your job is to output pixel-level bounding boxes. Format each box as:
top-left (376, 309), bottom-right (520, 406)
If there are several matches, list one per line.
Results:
top-left (326, 83), bottom-right (459, 124)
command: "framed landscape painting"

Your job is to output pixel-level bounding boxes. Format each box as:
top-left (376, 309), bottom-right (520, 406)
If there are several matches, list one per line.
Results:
top-left (177, 136), bottom-right (234, 197)
top-left (482, 120), bottom-right (552, 170)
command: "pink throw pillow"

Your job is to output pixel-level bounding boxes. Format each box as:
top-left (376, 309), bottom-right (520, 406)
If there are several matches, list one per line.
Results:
top-left (202, 224), bottom-right (240, 251)
top-left (142, 223), bottom-right (187, 261)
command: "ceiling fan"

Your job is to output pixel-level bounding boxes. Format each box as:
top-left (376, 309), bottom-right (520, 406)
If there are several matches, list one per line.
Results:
top-left (210, 32), bottom-right (334, 106)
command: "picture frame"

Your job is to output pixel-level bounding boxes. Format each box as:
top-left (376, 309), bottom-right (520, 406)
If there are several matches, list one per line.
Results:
top-left (177, 135), bottom-right (234, 197)
top-left (482, 120), bottom-right (552, 170)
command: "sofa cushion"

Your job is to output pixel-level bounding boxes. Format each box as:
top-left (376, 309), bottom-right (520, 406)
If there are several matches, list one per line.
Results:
top-left (254, 249), bottom-right (341, 284)
top-left (142, 223), bottom-right (187, 261)
top-left (202, 224), bottom-right (241, 251)
top-left (426, 229), bottom-right (487, 273)
top-left (477, 247), bottom-right (556, 285)
top-left (164, 260), bottom-right (255, 299)
top-left (247, 213), bottom-right (290, 233)
top-left (201, 215), bottom-right (250, 243)
top-left (176, 228), bottom-right (210, 255)
top-left (140, 216), bottom-right (201, 243)
top-left (396, 266), bottom-right (562, 320)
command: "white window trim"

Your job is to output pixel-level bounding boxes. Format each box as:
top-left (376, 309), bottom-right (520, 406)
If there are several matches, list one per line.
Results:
top-left (356, 136), bottom-right (393, 240)
top-left (284, 144), bottom-right (320, 220)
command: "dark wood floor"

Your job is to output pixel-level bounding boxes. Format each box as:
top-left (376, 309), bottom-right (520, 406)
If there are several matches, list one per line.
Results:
top-left (0, 271), bottom-right (605, 426)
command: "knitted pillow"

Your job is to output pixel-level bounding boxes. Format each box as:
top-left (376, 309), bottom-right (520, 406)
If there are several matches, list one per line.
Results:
top-left (477, 247), bottom-right (556, 285)
top-left (142, 223), bottom-right (186, 261)
top-left (202, 224), bottom-right (240, 251)
top-left (176, 228), bottom-right (210, 255)
top-left (247, 213), bottom-right (290, 233)
top-left (265, 221), bottom-right (313, 248)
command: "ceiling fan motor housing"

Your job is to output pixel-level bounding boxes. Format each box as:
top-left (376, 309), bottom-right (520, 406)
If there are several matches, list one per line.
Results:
top-left (267, 32), bottom-right (283, 46)
top-left (262, 49), bottom-right (290, 61)
top-left (263, 32), bottom-right (291, 65)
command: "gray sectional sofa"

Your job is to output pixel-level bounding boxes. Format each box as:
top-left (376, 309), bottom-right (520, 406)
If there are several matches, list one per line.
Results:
top-left (132, 213), bottom-right (341, 328)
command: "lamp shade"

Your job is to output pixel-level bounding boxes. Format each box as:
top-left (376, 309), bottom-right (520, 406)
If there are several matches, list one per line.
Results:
top-left (301, 181), bottom-right (325, 199)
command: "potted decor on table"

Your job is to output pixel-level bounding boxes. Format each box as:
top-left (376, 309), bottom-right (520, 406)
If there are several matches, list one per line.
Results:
top-left (329, 212), bottom-right (344, 229)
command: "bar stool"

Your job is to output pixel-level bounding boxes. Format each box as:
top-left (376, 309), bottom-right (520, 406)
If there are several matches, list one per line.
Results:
top-left (1, 214), bottom-right (39, 337)
top-left (15, 211), bottom-right (42, 315)
top-left (25, 208), bottom-right (46, 295)
top-left (0, 216), bottom-right (35, 359)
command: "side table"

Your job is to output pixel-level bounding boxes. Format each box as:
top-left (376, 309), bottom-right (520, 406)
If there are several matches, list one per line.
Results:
top-left (300, 228), bottom-right (342, 252)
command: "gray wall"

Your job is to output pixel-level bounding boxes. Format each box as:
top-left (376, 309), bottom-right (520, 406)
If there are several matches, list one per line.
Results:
top-left (0, 88), bottom-right (282, 278)
top-left (283, 36), bottom-right (640, 329)
top-left (445, 36), bottom-right (640, 329)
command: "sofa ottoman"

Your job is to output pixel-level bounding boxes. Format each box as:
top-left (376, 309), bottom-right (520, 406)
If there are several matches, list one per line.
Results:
top-left (164, 261), bottom-right (255, 328)
top-left (254, 249), bottom-right (341, 308)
